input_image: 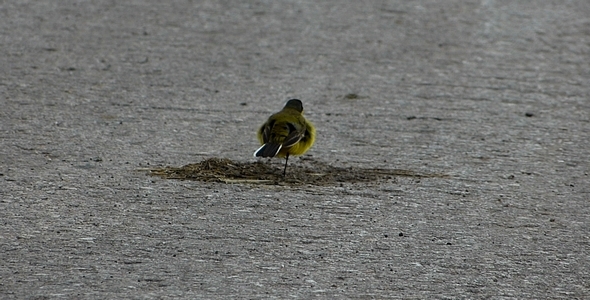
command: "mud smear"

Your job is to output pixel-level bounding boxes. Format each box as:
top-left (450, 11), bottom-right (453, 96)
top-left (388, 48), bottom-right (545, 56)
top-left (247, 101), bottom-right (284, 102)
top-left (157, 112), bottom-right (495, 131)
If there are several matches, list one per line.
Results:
top-left (149, 157), bottom-right (447, 186)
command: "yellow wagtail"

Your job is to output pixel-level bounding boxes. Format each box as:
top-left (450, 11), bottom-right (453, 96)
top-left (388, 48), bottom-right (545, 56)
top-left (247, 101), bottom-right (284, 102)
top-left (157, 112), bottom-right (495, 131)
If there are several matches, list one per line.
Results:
top-left (253, 99), bottom-right (316, 176)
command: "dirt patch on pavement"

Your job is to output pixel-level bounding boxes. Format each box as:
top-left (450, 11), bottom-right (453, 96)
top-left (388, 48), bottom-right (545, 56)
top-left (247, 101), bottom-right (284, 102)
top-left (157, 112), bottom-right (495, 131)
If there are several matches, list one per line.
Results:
top-left (149, 157), bottom-right (447, 186)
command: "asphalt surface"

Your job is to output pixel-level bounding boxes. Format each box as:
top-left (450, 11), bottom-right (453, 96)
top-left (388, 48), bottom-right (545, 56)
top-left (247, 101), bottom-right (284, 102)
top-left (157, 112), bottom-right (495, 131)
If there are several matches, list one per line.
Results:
top-left (1, 1), bottom-right (589, 299)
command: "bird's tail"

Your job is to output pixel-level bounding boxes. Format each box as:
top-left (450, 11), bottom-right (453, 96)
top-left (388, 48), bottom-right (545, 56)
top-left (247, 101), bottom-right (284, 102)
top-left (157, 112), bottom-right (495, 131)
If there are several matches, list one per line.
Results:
top-left (253, 143), bottom-right (282, 157)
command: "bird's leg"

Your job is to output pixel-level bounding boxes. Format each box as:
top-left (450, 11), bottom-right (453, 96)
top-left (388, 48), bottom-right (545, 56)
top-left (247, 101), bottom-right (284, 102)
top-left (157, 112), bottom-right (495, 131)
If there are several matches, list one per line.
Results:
top-left (283, 153), bottom-right (289, 177)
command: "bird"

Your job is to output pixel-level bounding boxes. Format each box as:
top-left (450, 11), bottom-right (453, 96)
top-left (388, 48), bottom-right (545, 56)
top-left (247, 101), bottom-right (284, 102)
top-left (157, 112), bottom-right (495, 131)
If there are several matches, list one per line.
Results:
top-left (253, 99), bottom-right (316, 176)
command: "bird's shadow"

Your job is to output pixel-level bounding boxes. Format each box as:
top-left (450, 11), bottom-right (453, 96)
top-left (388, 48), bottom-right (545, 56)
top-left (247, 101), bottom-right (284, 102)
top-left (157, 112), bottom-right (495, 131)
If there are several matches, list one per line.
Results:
top-left (148, 157), bottom-right (448, 186)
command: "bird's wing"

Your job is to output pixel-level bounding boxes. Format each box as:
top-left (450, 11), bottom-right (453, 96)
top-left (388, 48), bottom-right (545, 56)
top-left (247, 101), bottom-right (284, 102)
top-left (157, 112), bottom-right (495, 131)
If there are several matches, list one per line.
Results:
top-left (260, 120), bottom-right (275, 143)
top-left (282, 122), bottom-right (305, 148)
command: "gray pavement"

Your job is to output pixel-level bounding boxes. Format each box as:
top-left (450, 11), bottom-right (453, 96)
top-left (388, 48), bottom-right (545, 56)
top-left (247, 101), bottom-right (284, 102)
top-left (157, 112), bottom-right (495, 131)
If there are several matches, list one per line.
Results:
top-left (1, 1), bottom-right (589, 299)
